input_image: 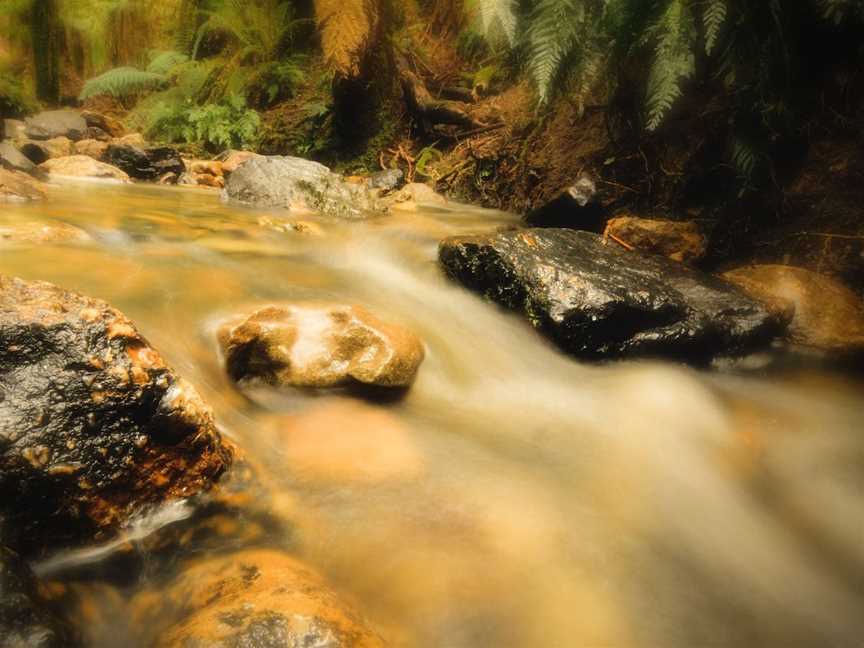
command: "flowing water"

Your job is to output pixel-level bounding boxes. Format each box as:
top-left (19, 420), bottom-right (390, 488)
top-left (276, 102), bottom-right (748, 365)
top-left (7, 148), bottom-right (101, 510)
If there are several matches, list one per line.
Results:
top-left (2, 181), bottom-right (863, 647)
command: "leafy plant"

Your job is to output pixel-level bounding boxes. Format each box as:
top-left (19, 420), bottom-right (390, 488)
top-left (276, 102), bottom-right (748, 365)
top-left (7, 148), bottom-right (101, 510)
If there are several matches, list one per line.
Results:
top-left (79, 66), bottom-right (169, 100)
top-left (314, 0), bottom-right (380, 77)
top-left (143, 93), bottom-right (260, 151)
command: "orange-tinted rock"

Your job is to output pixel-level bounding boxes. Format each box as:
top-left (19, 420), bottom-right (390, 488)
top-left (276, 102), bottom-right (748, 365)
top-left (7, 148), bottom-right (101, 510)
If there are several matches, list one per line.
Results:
top-left (73, 139), bottom-right (110, 160)
top-left (218, 304), bottom-right (425, 389)
top-left (220, 149), bottom-right (262, 174)
top-left (0, 275), bottom-right (232, 554)
top-left (264, 399), bottom-right (424, 485)
top-left (186, 159), bottom-right (224, 177)
top-left (0, 220), bottom-right (90, 245)
top-left (81, 111), bottom-right (125, 138)
top-left (0, 168), bottom-right (47, 201)
top-left (37, 155), bottom-right (130, 182)
top-left (722, 265), bottom-right (864, 352)
top-left (194, 171), bottom-right (224, 188)
top-left (604, 216), bottom-right (707, 263)
top-left (135, 549), bottom-right (384, 648)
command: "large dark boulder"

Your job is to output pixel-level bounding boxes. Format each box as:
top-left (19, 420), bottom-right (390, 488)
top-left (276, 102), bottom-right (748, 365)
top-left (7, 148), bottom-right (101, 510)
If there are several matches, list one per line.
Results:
top-left (439, 229), bottom-right (788, 361)
top-left (0, 141), bottom-right (35, 173)
top-left (0, 546), bottom-right (78, 647)
top-left (24, 111), bottom-right (87, 142)
top-left (224, 155), bottom-right (382, 219)
top-left (0, 275), bottom-right (232, 555)
top-left (102, 144), bottom-right (185, 181)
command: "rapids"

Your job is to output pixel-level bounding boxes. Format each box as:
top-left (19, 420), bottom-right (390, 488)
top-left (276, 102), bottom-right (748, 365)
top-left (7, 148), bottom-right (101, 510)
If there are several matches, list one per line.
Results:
top-left (2, 181), bottom-right (862, 647)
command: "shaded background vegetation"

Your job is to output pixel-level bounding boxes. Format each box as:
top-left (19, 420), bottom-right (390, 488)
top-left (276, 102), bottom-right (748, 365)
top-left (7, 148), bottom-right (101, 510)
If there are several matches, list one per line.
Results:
top-left (2, 0), bottom-right (864, 284)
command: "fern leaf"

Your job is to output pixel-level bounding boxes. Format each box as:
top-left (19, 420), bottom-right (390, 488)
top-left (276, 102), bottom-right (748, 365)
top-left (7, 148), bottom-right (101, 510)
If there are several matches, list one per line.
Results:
top-left (79, 67), bottom-right (168, 100)
top-left (645, 0), bottom-right (697, 131)
top-left (314, 0), bottom-right (380, 78)
top-left (147, 51), bottom-right (189, 75)
top-left (474, 0), bottom-right (518, 47)
top-left (702, 0), bottom-right (727, 55)
top-left (526, 0), bottom-right (587, 105)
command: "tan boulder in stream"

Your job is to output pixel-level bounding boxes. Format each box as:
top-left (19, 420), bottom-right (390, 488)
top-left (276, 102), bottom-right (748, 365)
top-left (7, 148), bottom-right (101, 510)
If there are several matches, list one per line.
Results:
top-left (604, 215), bottom-right (707, 263)
top-left (218, 304), bottom-right (425, 389)
top-left (722, 264), bottom-right (864, 352)
top-left (38, 155), bottom-right (130, 182)
top-left (0, 167), bottom-right (47, 201)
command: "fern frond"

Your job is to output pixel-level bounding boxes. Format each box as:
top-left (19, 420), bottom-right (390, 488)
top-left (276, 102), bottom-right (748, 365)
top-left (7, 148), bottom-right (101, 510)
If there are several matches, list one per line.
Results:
top-left (79, 67), bottom-right (168, 100)
top-left (645, 0), bottom-right (697, 131)
top-left (314, 0), bottom-right (380, 78)
top-left (703, 0), bottom-right (727, 55)
top-left (526, 0), bottom-right (588, 105)
top-left (820, 0), bottom-right (864, 23)
top-left (473, 0), bottom-right (518, 47)
top-left (147, 51), bottom-right (189, 75)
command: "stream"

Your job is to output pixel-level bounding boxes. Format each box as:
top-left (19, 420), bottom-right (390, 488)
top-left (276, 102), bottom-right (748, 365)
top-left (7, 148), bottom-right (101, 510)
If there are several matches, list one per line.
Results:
top-left (2, 181), bottom-right (863, 647)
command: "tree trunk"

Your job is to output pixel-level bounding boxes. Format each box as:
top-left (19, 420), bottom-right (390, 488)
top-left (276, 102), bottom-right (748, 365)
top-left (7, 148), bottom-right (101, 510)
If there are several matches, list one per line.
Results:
top-left (31, 0), bottom-right (60, 105)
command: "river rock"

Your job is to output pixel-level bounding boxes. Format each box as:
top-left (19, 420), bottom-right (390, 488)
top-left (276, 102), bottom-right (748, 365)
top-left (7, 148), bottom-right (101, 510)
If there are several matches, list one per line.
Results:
top-left (218, 304), bottom-right (425, 389)
top-left (524, 175), bottom-right (608, 231)
top-left (186, 159), bottom-right (223, 177)
top-left (73, 139), bottom-right (109, 160)
top-left (218, 149), bottom-right (262, 174)
top-left (265, 399), bottom-right (424, 485)
top-left (722, 265), bottom-right (864, 352)
top-left (386, 182), bottom-right (447, 213)
top-left (25, 111), bottom-right (87, 142)
top-left (102, 144), bottom-right (185, 181)
top-left (37, 155), bottom-right (130, 182)
top-left (19, 137), bottom-right (73, 164)
top-left (83, 126), bottom-right (110, 142)
top-left (0, 140), bottom-right (35, 173)
top-left (80, 111), bottom-right (124, 138)
top-left (439, 229), bottom-right (787, 360)
top-left (0, 168), bottom-right (47, 201)
top-left (604, 215), bottom-right (708, 263)
top-left (115, 133), bottom-right (145, 147)
top-left (0, 275), bottom-right (232, 553)
top-left (369, 168), bottom-right (404, 192)
top-left (224, 155), bottom-right (381, 218)
top-left (0, 220), bottom-right (90, 245)
top-left (135, 549), bottom-right (384, 648)
top-left (3, 119), bottom-right (26, 141)
top-left (0, 546), bottom-right (78, 647)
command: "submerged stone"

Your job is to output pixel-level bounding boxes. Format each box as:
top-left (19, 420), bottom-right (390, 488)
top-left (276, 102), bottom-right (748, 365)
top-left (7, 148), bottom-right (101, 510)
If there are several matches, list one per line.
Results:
top-left (439, 228), bottom-right (787, 361)
top-left (134, 549), bottom-right (384, 648)
top-left (0, 275), bottom-right (232, 554)
top-left (0, 168), bottom-right (47, 201)
top-left (224, 155), bottom-right (382, 218)
top-left (0, 220), bottom-right (90, 246)
top-left (0, 546), bottom-right (78, 647)
top-left (218, 304), bottom-right (425, 389)
top-left (722, 265), bottom-right (864, 353)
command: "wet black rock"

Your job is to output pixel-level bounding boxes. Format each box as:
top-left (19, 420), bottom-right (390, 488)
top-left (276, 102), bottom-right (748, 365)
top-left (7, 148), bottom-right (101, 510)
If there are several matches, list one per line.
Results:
top-left (102, 144), bottom-right (185, 181)
top-left (0, 275), bottom-right (232, 555)
top-left (0, 546), bottom-right (78, 647)
top-left (24, 111), bottom-right (87, 142)
top-left (439, 229), bottom-right (788, 361)
top-left (524, 176), bottom-right (608, 231)
top-left (224, 155), bottom-right (382, 219)
top-left (0, 141), bottom-right (35, 173)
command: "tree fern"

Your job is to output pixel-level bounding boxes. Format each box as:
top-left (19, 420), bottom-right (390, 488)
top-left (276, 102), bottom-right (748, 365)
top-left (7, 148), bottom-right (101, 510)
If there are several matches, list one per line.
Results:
top-left (314, 0), bottom-right (380, 77)
top-left (644, 0), bottom-right (697, 131)
top-left (79, 66), bottom-right (167, 100)
top-left (525, 0), bottom-right (587, 105)
top-left (820, 0), bottom-right (864, 23)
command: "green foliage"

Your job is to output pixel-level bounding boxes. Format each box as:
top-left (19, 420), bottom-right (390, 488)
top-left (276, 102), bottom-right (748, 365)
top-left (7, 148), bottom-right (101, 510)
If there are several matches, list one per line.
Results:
top-left (143, 93), bottom-right (260, 151)
top-left (193, 0), bottom-right (300, 63)
top-left (245, 58), bottom-right (306, 108)
top-left (147, 50), bottom-right (190, 75)
top-left (821, 0), bottom-right (864, 23)
top-left (79, 66), bottom-right (168, 100)
top-left (0, 73), bottom-right (39, 117)
top-left (644, 0), bottom-right (697, 131)
top-left (471, 0), bottom-right (518, 47)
